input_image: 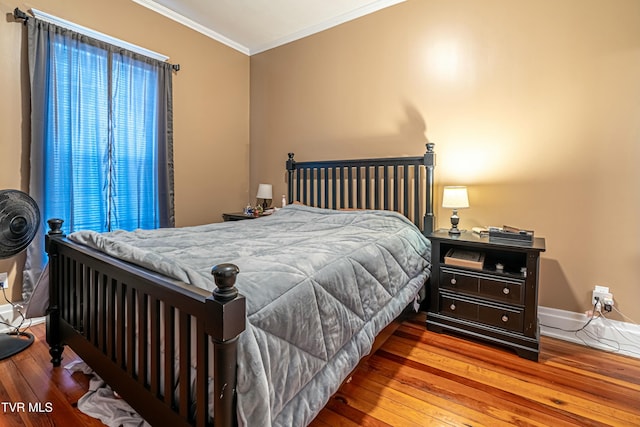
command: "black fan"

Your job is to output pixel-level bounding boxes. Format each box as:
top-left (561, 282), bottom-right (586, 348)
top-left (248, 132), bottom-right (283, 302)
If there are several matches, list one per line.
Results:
top-left (0, 189), bottom-right (40, 360)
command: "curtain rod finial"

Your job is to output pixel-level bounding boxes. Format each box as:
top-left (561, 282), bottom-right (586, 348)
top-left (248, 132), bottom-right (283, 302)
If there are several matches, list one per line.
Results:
top-left (13, 8), bottom-right (29, 23)
top-left (172, 64), bottom-right (180, 72)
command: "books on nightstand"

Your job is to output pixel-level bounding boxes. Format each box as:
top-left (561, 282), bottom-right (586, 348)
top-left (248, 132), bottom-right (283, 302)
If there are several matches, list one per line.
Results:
top-left (472, 227), bottom-right (489, 237)
top-left (444, 248), bottom-right (486, 270)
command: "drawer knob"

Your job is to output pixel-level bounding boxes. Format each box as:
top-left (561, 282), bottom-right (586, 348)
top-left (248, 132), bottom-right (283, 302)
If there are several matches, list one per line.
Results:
top-left (450, 278), bottom-right (457, 285)
top-left (503, 287), bottom-right (510, 295)
top-left (501, 314), bottom-right (509, 322)
top-left (450, 303), bottom-right (456, 311)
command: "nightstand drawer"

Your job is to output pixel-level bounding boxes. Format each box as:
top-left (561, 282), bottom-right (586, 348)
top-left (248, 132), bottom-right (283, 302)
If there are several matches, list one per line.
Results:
top-left (479, 278), bottom-right (524, 304)
top-left (441, 267), bottom-right (524, 304)
top-left (440, 269), bottom-right (478, 293)
top-left (440, 294), bottom-right (524, 333)
top-left (478, 305), bottom-right (523, 333)
top-left (440, 296), bottom-right (478, 321)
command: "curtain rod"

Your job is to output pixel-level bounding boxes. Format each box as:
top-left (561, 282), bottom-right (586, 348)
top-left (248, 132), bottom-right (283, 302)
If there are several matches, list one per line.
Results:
top-left (12, 7), bottom-right (180, 72)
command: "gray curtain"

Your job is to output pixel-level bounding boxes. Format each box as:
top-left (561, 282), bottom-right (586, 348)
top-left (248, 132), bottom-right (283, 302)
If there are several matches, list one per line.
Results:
top-left (157, 59), bottom-right (175, 228)
top-left (22, 18), bottom-right (175, 301)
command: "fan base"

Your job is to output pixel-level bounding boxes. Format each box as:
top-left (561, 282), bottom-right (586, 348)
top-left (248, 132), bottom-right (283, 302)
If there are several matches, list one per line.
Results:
top-left (0, 331), bottom-right (34, 360)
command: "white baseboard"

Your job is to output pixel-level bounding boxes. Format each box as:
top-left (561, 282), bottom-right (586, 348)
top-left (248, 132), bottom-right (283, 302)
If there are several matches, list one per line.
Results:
top-left (539, 306), bottom-right (640, 359)
top-left (0, 302), bottom-right (45, 334)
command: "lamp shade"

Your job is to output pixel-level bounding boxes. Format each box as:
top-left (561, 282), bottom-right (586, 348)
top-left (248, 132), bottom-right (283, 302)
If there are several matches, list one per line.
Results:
top-left (256, 183), bottom-right (273, 200)
top-left (442, 186), bottom-right (469, 209)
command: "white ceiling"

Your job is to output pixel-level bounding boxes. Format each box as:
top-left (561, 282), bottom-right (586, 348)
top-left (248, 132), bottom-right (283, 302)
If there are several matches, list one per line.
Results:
top-left (132, 0), bottom-right (405, 55)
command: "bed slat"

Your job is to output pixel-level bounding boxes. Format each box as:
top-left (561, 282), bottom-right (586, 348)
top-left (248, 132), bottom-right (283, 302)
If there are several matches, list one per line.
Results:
top-left (373, 166), bottom-right (380, 209)
top-left (72, 259), bottom-right (80, 329)
top-left (92, 270), bottom-right (100, 346)
top-left (323, 168), bottom-right (329, 208)
top-left (126, 287), bottom-right (136, 377)
top-left (414, 164), bottom-right (420, 229)
top-left (383, 166), bottom-right (390, 210)
top-left (137, 292), bottom-right (148, 387)
top-left (403, 164), bottom-right (409, 216)
top-left (81, 265), bottom-right (90, 340)
top-left (106, 278), bottom-right (115, 360)
top-left (196, 320), bottom-right (208, 427)
top-left (98, 274), bottom-right (107, 354)
top-left (150, 295), bottom-right (160, 397)
top-left (331, 167), bottom-right (337, 208)
top-left (116, 282), bottom-right (125, 368)
top-left (178, 311), bottom-right (190, 418)
top-left (163, 303), bottom-right (176, 407)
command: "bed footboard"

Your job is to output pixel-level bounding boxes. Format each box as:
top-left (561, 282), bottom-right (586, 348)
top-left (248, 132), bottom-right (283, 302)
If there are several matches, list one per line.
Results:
top-left (45, 220), bottom-right (246, 427)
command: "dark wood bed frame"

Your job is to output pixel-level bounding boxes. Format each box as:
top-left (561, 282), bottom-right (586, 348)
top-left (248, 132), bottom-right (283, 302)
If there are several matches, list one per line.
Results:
top-left (44, 143), bottom-right (436, 427)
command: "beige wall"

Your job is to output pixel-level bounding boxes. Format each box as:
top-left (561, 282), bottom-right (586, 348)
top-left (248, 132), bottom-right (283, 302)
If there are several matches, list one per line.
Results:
top-left (0, 0), bottom-right (250, 299)
top-left (250, 0), bottom-right (640, 320)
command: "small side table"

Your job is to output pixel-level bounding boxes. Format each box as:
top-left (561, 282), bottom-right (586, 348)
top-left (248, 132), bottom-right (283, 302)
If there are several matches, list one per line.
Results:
top-left (222, 212), bottom-right (259, 221)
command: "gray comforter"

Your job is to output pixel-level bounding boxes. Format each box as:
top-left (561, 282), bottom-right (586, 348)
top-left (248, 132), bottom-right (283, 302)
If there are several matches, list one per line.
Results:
top-left (69, 204), bottom-right (431, 426)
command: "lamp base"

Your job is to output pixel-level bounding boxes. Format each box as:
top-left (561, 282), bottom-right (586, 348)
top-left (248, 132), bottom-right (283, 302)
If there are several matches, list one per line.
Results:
top-left (0, 331), bottom-right (34, 360)
top-left (448, 209), bottom-right (461, 236)
top-left (258, 199), bottom-right (272, 210)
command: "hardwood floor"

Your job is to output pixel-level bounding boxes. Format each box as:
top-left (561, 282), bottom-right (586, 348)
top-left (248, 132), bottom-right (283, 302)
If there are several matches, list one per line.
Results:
top-left (311, 313), bottom-right (640, 427)
top-left (1, 313), bottom-right (639, 426)
top-left (0, 323), bottom-right (103, 427)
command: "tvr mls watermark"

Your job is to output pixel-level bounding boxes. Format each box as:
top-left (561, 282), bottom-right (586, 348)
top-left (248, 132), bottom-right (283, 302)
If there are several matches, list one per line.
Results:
top-left (1, 401), bottom-right (53, 413)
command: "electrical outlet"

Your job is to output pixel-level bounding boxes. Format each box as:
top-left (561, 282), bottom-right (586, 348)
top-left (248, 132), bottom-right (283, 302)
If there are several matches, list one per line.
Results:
top-left (592, 285), bottom-right (613, 311)
top-left (0, 272), bottom-right (7, 289)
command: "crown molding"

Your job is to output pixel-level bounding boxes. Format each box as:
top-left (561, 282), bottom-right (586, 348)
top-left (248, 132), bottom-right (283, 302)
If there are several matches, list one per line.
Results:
top-left (250, 0), bottom-right (406, 55)
top-left (131, 0), bottom-right (405, 56)
top-left (131, 0), bottom-right (251, 55)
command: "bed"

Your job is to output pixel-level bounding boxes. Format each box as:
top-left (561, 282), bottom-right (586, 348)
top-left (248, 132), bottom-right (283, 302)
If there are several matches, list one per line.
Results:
top-left (43, 143), bottom-right (436, 427)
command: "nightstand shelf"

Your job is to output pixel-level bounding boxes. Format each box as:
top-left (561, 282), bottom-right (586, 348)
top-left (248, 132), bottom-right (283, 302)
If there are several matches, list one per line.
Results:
top-left (427, 230), bottom-right (546, 361)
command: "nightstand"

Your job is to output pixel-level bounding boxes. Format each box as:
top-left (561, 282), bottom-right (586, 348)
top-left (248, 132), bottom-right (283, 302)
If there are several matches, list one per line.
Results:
top-left (427, 230), bottom-right (546, 361)
top-left (222, 212), bottom-right (259, 221)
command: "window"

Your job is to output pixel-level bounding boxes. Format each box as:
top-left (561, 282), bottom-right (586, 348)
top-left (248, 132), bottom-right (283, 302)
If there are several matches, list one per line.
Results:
top-left (30, 19), bottom-right (174, 234)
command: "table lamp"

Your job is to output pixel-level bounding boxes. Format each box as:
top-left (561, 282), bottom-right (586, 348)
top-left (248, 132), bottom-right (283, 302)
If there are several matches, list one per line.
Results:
top-left (442, 186), bottom-right (469, 236)
top-left (256, 183), bottom-right (273, 209)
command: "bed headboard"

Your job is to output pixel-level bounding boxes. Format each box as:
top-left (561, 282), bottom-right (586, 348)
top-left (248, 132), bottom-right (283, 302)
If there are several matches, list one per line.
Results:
top-left (286, 143), bottom-right (436, 235)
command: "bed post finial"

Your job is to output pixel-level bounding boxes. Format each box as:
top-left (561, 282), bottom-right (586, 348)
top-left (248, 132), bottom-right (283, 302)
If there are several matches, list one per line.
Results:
top-left (47, 218), bottom-right (65, 236)
top-left (426, 142), bottom-right (435, 153)
top-left (211, 263), bottom-right (240, 301)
